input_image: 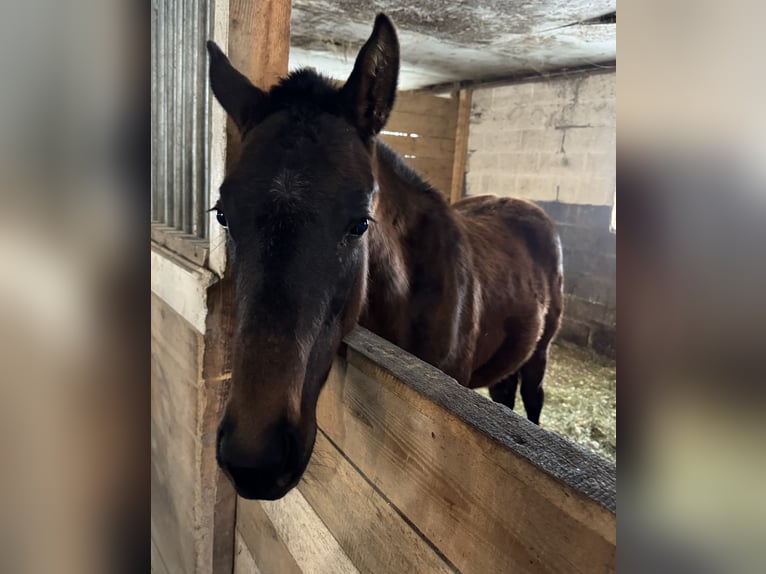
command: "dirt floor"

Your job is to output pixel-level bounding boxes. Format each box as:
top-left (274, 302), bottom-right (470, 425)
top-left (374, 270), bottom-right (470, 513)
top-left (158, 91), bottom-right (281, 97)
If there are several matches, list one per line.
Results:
top-left (477, 340), bottom-right (616, 463)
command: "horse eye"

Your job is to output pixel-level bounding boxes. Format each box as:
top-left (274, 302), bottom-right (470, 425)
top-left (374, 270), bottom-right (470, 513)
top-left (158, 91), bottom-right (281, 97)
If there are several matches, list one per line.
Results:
top-left (216, 209), bottom-right (228, 228)
top-left (347, 218), bottom-right (369, 237)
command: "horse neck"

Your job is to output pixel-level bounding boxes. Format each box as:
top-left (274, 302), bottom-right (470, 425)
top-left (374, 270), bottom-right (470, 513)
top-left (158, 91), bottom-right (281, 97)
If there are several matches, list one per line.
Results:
top-left (366, 140), bottom-right (456, 304)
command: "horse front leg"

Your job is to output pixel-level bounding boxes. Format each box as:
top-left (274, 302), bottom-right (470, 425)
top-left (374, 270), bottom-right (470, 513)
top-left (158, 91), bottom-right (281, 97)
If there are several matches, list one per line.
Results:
top-left (489, 371), bottom-right (519, 412)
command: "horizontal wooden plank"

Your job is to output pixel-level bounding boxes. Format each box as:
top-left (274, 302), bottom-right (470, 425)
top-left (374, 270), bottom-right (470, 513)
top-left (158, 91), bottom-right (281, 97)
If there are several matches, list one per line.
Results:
top-left (234, 532), bottom-right (263, 574)
top-left (404, 156), bottom-right (454, 194)
top-left (385, 111), bottom-right (456, 139)
top-left (344, 328), bottom-right (616, 513)
top-left (237, 489), bottom-right (359, 574)
top-left (260, 490), bottom-right (360, 574)
top-left (394, 92), bottom-right (457, 118)
top-left (236, 499), bottom-right (302, 574)
top-left (298, 431), bottom-right (457, 574)
top-left (379, 134), bottom-right (455, 159)
top-left (317, 327), bottom-right (616, 574)
top-left (407, 156), bottom-right (454, 177)
top-left (151, 244), bottom-right (216, 334)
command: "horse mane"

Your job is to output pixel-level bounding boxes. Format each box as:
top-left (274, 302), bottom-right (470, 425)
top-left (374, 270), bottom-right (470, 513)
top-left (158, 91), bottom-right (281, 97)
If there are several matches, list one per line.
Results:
top-left (374, 140), bottom-right (446, 201)
top-left (264, 69), bottom-right (346, 118)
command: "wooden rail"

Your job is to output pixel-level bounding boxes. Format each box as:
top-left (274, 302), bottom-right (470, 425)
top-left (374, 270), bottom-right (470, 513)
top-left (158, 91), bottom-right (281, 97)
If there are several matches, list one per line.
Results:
top-left (381, 92), bottom-right (459, 197)
top-left (235, 327), bottom-right (616, 574)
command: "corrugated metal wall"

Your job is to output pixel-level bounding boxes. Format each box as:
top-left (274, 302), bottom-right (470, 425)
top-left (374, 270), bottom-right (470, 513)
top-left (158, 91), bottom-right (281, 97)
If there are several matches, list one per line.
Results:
top-left (151, 0), bottom-right (212, 239)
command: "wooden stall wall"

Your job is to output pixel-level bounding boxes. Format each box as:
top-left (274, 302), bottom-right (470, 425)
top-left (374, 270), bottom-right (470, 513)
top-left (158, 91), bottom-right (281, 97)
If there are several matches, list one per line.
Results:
top-left (234, 328), bottom-right (616, 574)
top-left (150, 254), bottom-right (235, 574)
top-left (380, 92), bottom-right (459, 199)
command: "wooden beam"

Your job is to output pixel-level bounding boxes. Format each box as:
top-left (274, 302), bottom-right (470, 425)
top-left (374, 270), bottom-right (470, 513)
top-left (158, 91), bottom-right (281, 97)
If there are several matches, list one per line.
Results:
top-left (228, 0), bottom-right (292, 90)
top-left (233, 532), bottom-right (264, 574)
top-left (450, 89), bottom-right (472, 203)
top-left (236, 500), bottom-right (302, 574)
top-left (298, 432), bottom-right (456, 574)
top-left (225, 0), bottom-right (292, 169)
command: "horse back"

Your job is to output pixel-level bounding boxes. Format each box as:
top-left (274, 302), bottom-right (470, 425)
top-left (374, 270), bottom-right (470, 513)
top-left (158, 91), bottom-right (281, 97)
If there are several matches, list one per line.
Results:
top-left (453, 195), bottom-right (563, 378)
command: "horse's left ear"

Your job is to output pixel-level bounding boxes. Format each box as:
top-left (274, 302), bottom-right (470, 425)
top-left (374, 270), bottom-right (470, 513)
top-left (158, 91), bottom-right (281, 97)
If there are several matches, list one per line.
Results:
top-left (207, 40), bottom-right (267, 132)
top-left (341, 13), bottom-right (400, 138)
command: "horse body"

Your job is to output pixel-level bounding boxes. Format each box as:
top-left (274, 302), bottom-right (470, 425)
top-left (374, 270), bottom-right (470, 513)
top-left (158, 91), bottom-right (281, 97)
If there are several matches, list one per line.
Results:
top-left (362, 142), bottom-right (563, 414)
top-left (207, 13), bottom-right (562, 500)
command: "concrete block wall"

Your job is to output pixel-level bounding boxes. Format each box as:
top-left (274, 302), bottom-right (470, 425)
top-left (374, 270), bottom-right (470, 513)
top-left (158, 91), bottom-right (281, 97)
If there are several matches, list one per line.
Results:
top-left (465, 71), bottom-right (616, 357)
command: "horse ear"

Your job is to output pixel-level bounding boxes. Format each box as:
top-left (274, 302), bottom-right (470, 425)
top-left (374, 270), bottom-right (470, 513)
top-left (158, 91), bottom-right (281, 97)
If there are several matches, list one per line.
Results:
top-left (207, 41), bottom-right (266, 132)
top-left (341, 14), bottom-right (400, 138)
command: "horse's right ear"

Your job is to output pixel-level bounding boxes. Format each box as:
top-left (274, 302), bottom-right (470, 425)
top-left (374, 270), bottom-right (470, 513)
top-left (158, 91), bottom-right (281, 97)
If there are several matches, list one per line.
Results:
top-left (207, 41), bottom-right (266, 132)
top-left (341, 14), bottom-right (400, 138)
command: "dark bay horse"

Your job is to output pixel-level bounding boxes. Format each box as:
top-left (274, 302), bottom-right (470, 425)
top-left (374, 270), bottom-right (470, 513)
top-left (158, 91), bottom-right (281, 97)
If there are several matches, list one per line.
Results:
top-left (208, 14), bottom-right (563, 500)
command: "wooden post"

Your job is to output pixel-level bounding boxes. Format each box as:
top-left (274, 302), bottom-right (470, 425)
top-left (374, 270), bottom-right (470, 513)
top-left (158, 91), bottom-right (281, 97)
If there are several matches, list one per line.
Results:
top-left (225, 0), bottom-right (292, 171)
top-left (228, 0), bottom-right (292, 90)
top-left (450, 89), bottom-right (472, 204)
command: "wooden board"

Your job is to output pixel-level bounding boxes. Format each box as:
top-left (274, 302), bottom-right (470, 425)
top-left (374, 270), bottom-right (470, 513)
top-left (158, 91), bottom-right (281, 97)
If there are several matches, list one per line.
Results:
top-left (391, 92), bottom-right (457, 118)
top-left (151, 293), bottom-right (205, 574)
top-left (298, 431), bottom-right (457, 574)
top-left (381, 92), bottom-right (459, 198)
top-left (378, 134), bottom-right (455, 159)
top-left (315, 327), bottom-right (616, 574)
top-left (238, 491), bottom-right (360, 574)
top-left (234, 532), bottom-right (263, 574)
top-left (228, 0), bottom-right (291, 90)
top-left (225, 0), bottom-right (292, 168)
top-left (450, 89), bottom-right (472, 203)
top-left (385, 111), bottom-right (456, 140)
top-left (151, 288), bottom-right (236, 574)
top-left (236, 499), bottom-right (302, 574)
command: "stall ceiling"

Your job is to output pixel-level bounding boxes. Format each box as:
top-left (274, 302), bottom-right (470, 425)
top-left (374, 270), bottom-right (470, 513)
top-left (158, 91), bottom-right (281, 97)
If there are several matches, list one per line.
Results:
top-left (288, 1), bottom-right (616, 90)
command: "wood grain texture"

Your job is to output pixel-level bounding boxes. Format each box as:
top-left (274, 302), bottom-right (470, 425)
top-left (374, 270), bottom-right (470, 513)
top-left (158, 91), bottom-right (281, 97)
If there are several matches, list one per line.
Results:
top-left (407, 157), bottom-right (454, 182)
top-left (236, 499), bottom-right (302, 574)
top-left (225, 0), bottom-right (292, 173)
top-left (385, 111), bottom-right (456, 139)
top-left (260, 490), bottom-right (361, 574)
top-left (234, 532), bottom-right (263, 574)
top-left (298, 431), bottom-right (457, 574)
top-left (151, 293), bottom-right (204, 574)
top-left (238, 490), bottom-right (361, 574)
top-left (199, 276), bottom-right (238, 574)
top-left (152, 537), bottom-right (171, 574)
top-left (378, 134), bottom-right (455, 159)
top-left (228, 0), bottom-right (291, 90)
top-left (151, 286), bottom-right (236, 574)
top-left (381, 92), bottom-right (459, 198)
top-left (391, 92), bottom-right (457, 118)
top-left (315, 327), bottom-right (616, 574)
top-left (450, 89), bottom-right (472, 203)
